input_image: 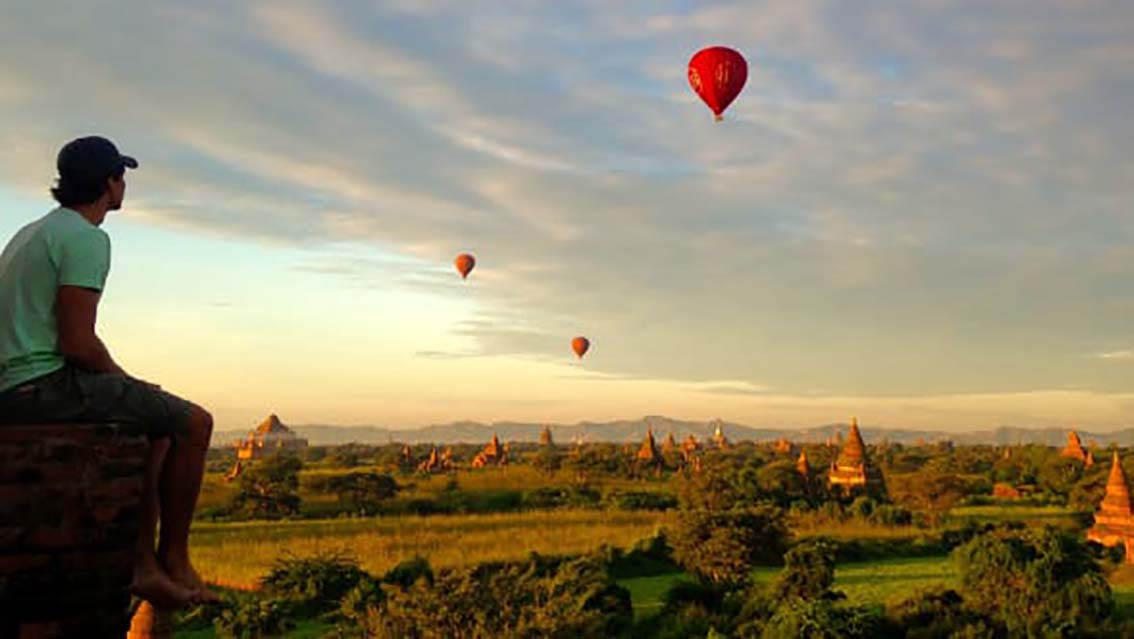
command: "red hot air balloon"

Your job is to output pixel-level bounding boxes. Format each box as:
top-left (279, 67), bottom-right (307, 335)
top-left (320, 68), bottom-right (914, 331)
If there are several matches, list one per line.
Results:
top-left (454, 253), bottom-right (476, 280)
top-left (687, 47), bottom-right (748, 121)
top-left (571, 336), bottom-right (590, 359)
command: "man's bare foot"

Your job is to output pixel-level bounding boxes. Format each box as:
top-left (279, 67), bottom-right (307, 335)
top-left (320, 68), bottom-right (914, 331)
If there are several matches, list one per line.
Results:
top-left (163, 560), bottom-right (221, 604)
top-left (129, 562), bottom-right (198, 610)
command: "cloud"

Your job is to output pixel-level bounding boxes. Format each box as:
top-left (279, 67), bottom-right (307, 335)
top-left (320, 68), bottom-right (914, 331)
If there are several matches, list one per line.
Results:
top-left (0, 0), bottom-right (1131, 401)
top-left (1097, 351), bottom-right (1134, 362)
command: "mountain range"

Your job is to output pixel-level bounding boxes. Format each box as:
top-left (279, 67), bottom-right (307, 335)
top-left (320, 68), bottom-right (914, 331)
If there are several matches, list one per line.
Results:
top-left (215, 415), bottom-right (1134, 448)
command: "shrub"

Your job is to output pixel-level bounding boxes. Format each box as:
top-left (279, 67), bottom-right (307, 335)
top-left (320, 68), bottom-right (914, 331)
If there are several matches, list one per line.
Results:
top-left (259, 550), bottom-right (370, 616)
top-left (357, 554), bottom-right (632, 638)
top-left (522, 486), bottom-right (602, 510)
top-left (214, 595), bottom-right (293, 639)
top-left (606, 490), bottom-right (679, 512)
top-left (886, 588), bottom-right (997, 639)
top-left (758, 600), bottom-right (889, 639)
top-left (382, 556), bottom-right (434, 588)
top-left (869, 504), bottom-right (913, 526)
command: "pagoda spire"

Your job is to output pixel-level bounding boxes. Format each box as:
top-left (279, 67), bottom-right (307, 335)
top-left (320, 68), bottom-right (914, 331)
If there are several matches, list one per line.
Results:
top-left (1102, 452), bottom-right (1134, 517)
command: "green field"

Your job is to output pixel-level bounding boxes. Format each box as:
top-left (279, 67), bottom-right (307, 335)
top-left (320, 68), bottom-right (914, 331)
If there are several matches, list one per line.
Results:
top-left (179, 557), bottom-right (961, 637)
top-left (620, 555), bottom-right (960, 617)
top-left (181, 551), bottom-right (1134, 637)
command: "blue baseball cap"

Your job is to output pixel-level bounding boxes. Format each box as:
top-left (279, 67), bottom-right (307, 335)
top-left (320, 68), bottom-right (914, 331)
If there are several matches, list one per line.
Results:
top-left (57, 136), bottom-right (138, 182)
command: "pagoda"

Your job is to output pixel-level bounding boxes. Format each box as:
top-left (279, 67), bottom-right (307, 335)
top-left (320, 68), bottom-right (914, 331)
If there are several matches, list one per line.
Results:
top-left (1060, 430), bottom-right (1093, 466)
top-left (827, 418), bottom-right (885, 497)
top-left (797, 449), bottom-right (811, 479)
top-left (662, 432), bottom-right (678, 456)
top-left (710, 420), bottom-right (730, 449)
top-left (637, 429), bottom-right (661, 463)
top-left (774, 437), bottom-right (796, 455)
top-left (234, 414), bottom-right (308, 460)
top-left (682, 434), bottom-right (701, 456)
top-left (1087, 452), bottom-right (1134, 563)
top-left (539, 426), bottom-right (554, 447)
top-left (472, 433), bottom-right (508, 468)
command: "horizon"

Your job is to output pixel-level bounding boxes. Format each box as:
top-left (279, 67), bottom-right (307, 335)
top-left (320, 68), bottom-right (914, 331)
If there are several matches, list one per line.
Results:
top-left (2, 2), bottom-right (1132, 430)
top-left (212, 413), bottom-right (1133, 437)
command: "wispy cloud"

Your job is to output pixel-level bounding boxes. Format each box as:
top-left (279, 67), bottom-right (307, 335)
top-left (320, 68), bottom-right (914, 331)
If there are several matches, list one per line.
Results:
top-left (0, 0), bottom-right (1131, 405)
top-left (1097, 351), bottom-right (1134, 362)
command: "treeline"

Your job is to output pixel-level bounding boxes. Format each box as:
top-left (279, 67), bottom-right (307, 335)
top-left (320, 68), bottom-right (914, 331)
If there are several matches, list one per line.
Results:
top-left (204, 436), bottom-right (1112, 524)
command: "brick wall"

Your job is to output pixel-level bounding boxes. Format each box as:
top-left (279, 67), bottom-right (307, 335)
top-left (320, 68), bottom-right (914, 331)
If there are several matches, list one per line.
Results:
top-left (0, 423), bottom-right (147, 637)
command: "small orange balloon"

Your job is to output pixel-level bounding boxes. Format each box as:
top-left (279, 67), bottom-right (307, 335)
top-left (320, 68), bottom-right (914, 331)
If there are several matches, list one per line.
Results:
top-left (571, 336), bottom-right (590, 359)
top-left (454, 253), bottom-right (475, 280)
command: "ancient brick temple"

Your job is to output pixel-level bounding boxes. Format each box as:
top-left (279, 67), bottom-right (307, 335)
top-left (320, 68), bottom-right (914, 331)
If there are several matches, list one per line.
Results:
top-left (417, 446), bottom-right (454, 473)
top-left (1088, 452), bottom-right (1134, 563)
top-left (662, 432), bottom-right (678, 456)
top-left (682, 434), bottom-right (701, 457)
top-left (797, 449), bottom-right (810, 479)
top-left (539, 426), bottom-right (554, 447)
top-left (472, 433), bottom-right (508, 467)
top-left (235, 413), bottom-right (308, 461)
top-left (637, 429), bottom-right (661, 463)
top-left (828, 418), bottom-right (886, 497)
top-left (1060, 430), bottom-right (1095, 466)
top-left (710, 419), bottom-right (730, 449)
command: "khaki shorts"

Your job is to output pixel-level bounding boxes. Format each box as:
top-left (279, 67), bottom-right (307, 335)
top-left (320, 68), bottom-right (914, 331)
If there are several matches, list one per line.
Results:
top-left (0, 366), bottom-right (192, 440)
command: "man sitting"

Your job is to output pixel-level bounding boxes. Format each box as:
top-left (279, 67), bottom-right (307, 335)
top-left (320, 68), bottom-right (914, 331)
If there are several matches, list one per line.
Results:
top-left (0, 136), bottom-right (218, 608)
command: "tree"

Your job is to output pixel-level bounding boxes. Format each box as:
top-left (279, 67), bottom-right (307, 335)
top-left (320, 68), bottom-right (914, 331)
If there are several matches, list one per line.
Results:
top-left (533, 443), bottom-right (561, 476)
top-left (232, 453), bottom-right (303, 519)
top-left (670, 505), bottom-right (788, 588)
top-left (316, 472), bottom-right (399, 516)
top-left (737, 460), bottom-right (809, 508)
top-left (952, 526), bottom-right (1112, 636)
top-left (889, 471), bottom-right (972, 527)
top-left (767, 539), bottom-right (843, 603)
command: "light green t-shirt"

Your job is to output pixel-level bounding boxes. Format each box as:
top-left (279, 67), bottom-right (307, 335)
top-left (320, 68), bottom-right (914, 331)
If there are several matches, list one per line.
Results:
top-left (0, 207), bottom-right (111, 392)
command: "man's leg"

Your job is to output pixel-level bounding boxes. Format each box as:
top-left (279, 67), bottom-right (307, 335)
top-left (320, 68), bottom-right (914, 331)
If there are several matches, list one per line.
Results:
top-left (129, 436), bottom-right (198, 608)
top-left (156, 404), bottom-right (218, 601)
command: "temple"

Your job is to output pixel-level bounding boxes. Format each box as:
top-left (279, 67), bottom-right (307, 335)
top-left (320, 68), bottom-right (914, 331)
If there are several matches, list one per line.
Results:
top-left (539, 426), bottom-right (554, 447)
top-left (1087, 452), bottom-right (1134, 563)
top-left (472, 433), bottom-right (508, 467)
top-left (637, 429), bottom-right (661, 464)
top-left (1060, 430), bottom-right (1095, 466)
top-left (774, 437), bottom-right (796, 455)
top-left (710, 419), bottom-right (730, 449)
top-left (827, 418), bottom-right (885, 497)
top-left (418, 446), bottom-right (454, 473)
top-left (235, 414), bottom-right (308, 461)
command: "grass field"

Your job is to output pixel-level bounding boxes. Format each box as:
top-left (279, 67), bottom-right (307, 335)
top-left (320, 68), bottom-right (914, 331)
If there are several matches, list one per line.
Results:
top-left (191, 509), bottom-right (671, 590)
top-left (619, 555), bottom-right (961, 618)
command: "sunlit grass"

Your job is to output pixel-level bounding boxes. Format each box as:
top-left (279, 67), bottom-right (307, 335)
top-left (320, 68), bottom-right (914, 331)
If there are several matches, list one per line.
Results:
top-left (790, 515), bottom-right (930, 541)
top-left (191, 509), bottom-right (671, 590)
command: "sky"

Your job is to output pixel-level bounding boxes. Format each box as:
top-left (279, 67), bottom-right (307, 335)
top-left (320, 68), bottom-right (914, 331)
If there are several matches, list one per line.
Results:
top-left (0, 0), bottom-right (1132, 432)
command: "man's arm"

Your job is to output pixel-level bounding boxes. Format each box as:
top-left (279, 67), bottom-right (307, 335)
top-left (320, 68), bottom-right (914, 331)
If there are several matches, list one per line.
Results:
top-left (56, 284), bottom-right (125, 374)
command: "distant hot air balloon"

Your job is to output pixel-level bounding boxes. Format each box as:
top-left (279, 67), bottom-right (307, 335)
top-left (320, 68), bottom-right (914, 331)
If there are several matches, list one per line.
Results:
top-left (687, 46), bottom-right (748, 121)
top-left (571, 336), bottom-right (590, 360)
top-left (454, 253), bottom-right (476, 280)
